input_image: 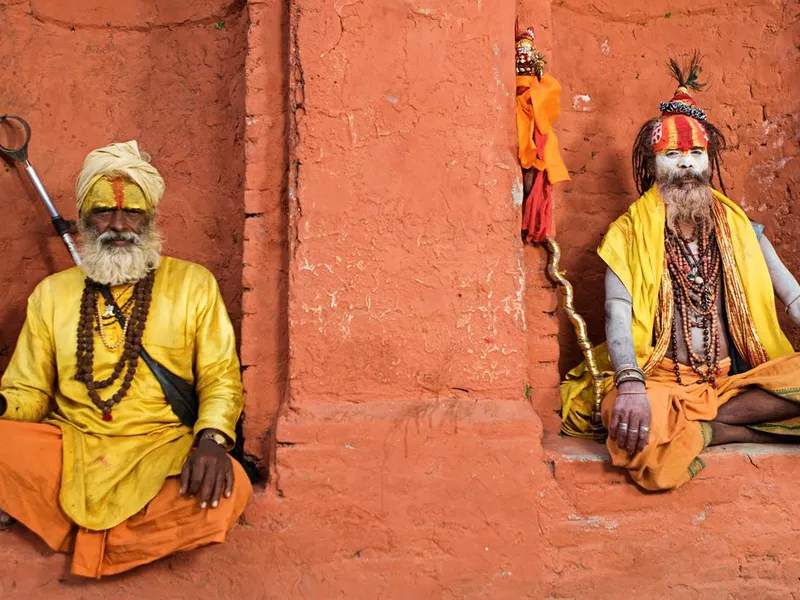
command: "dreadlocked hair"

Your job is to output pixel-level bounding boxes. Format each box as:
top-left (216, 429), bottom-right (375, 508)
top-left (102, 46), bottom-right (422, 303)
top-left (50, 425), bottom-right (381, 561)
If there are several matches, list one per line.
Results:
top-left (632, 118), bottom-right (660, 196)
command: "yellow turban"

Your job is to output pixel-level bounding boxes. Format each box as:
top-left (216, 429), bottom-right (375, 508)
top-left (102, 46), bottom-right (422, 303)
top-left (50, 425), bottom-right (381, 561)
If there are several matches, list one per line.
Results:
top-left (76, 141), bottom-right (165, 217)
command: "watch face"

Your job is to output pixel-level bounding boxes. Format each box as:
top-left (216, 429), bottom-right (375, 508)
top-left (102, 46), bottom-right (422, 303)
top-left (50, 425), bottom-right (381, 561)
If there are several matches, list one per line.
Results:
top-left (203, 433), bottom-right (225, 445)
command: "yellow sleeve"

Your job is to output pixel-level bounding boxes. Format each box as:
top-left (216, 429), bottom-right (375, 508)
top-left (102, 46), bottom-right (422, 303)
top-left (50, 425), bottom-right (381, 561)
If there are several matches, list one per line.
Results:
top-left (0, 284), bottom-right (55, 422)
top-left (192, 271), bottom-right (243, 443)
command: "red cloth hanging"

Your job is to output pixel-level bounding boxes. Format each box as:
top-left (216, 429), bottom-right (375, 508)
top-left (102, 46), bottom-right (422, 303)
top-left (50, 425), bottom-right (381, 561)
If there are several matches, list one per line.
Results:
top-left (521, 128), bottom-right (553, 243)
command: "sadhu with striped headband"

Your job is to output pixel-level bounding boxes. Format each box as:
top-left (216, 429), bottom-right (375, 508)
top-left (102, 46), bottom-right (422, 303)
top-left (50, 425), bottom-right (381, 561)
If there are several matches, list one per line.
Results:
top-left (632, 53), bottom-right (728, 196)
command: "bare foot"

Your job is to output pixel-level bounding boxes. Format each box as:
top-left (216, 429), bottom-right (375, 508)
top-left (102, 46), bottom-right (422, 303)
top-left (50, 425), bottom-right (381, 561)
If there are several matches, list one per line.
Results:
top-left (0, 510), bottom-right (16, 530)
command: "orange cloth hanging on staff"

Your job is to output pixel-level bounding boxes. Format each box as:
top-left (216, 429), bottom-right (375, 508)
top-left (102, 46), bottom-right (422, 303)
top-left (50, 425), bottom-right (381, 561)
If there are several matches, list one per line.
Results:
top-left (516, 73), bottom-right (570, 243)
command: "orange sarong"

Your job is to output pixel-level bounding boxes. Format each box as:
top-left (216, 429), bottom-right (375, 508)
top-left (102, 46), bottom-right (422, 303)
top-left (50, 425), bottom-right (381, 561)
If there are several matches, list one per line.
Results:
top-left (602, 355), bottom-right (800, 491)
top-left (0, 421), bottom-right (252, 578)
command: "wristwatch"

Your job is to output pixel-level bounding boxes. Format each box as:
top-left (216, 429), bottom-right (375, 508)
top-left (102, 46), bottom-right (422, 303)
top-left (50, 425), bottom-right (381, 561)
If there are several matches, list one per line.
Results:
top-left (198, 431), bottom-right (228, 448)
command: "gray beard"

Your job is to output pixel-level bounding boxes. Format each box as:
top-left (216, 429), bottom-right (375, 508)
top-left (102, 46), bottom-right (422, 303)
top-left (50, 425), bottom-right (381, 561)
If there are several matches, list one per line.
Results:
top-left (79, 222), bottom-right (162, 286)
top-left (657, 168), bottom-right (713, 233)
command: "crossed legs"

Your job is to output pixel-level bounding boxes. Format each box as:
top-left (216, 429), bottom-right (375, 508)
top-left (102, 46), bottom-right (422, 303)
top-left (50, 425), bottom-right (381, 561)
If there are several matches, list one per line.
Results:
top-left (708, 387), bottom-right (800, 446)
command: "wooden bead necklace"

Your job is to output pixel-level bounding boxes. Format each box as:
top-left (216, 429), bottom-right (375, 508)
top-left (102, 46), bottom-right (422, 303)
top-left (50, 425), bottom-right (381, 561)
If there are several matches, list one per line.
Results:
top-left (665, 220), bottom-right (723, 386)
top-left (74, 271), bottom-right (155, 421)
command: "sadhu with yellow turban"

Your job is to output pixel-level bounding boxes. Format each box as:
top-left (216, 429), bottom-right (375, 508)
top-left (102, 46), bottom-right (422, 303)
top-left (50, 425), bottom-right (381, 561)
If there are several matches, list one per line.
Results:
top-left (561, 54), bottom-right (800, 490)
top-left (0, 141), bottom-right (252, 577)
top-left (76, 140), bottom-right (165, 218)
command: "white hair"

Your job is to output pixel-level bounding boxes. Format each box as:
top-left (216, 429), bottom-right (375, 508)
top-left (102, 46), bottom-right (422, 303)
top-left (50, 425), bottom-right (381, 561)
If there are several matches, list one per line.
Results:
top-left (657, 166), bottom-right (714, 233)
top-left (79, 221), bottom-right (163, 286)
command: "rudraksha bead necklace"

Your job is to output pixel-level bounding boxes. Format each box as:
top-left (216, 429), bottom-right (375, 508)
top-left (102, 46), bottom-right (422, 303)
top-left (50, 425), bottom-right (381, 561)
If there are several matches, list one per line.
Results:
top-left (665, 220), bottom-right (723, 386)
top-left (74, 271), bottom-right (155, 421)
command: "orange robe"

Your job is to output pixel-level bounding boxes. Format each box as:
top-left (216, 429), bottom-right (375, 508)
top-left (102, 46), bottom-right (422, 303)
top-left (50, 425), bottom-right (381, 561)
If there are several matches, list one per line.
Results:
top-left (602, 357), bottom-right (800, 490)
top-left (0, 420), bottom-right (252, 578)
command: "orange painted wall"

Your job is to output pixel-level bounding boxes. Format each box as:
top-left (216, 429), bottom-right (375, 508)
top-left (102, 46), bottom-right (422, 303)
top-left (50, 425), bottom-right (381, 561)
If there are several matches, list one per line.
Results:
top-left (287, 0), bottom-right (527, 406)
top-left (1, 0), bottom-right (800, 597)
top-left (239, 0), bottom-right (290, 471)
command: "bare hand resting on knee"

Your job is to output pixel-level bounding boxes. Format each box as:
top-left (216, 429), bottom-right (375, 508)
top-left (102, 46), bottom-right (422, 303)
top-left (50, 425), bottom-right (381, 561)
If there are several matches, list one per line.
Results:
top-left (180, 439), bottom-right (234, 509)
top-left (609, 381), bottom-right (651, 456)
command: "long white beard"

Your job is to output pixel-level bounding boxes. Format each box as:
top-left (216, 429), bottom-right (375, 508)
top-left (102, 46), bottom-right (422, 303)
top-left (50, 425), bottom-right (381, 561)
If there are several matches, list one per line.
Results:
top-left (79, 222), bottom-right (162, 286)
top-left (657, 168), bottom-right (714, 233)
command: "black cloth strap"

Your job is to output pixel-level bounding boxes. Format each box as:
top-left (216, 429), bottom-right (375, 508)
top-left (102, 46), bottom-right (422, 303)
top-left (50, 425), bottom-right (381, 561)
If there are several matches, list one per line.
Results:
top-left (99, 285), bottom-right (200, 427)
top-left (97, 285), bottom-right (248, 468)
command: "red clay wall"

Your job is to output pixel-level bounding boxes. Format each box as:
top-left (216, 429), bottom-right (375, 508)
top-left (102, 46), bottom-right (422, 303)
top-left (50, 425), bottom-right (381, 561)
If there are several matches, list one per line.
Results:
top-left (286, 0), bottom-right (528, 405)
top-left (2, 0), bottom-right (800, 598)
top-left (239, 0), bottom-right (290, 471)
top-left (0, 0), bottom-right (248, 371)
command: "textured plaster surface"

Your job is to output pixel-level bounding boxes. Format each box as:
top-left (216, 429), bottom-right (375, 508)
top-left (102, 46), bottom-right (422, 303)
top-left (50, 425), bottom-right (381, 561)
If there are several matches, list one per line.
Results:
top-left (0, 0), bottom-right (799, 597)
top-left (240, 0), bottom-right (290, 472)
top-left (287, 0), bottom-right (528, 406)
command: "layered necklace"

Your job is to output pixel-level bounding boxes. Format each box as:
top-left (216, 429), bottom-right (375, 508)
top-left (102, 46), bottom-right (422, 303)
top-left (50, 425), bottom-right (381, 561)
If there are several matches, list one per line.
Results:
top-left (665, 220), bottom-right (723, 387)
top-left (74, 271), bottom-right (155, 421)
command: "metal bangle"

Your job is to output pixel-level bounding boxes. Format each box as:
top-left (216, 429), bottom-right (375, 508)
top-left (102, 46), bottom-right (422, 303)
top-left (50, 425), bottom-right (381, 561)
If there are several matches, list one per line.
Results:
top-left (615, 372), bottom-right (646, 387)
top-left (786, 293), bottom-right (800, 313)
top-left (614, 367), bottom-right (645, 386)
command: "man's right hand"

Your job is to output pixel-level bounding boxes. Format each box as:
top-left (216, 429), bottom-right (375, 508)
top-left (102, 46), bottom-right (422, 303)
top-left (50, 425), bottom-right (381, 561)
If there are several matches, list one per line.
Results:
top-left (609, 381), bottom-right (651, 456)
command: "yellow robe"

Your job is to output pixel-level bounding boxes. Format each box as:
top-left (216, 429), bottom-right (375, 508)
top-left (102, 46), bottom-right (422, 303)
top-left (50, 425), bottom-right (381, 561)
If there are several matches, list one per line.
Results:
top-left (561, 187), bottom-right (794, 439)
top-left (0, 257), bottom-right (243, 531)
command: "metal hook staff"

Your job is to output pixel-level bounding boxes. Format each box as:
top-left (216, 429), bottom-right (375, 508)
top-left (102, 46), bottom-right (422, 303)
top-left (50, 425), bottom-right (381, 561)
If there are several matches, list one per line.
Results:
top-left (0, 114), bottom-right (82, 265)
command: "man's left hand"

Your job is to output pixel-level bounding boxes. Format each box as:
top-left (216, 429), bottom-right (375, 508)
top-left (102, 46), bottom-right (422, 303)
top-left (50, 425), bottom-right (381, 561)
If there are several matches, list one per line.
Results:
top-left (180, 438), bottom-right (234, 509)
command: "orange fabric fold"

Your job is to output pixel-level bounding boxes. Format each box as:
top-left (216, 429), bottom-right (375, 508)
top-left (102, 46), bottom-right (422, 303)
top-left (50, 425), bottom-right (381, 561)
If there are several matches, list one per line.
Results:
top-left (601, 355), bottom-right (800, 490)
top-left (516, 73), bottom-right (570, 243)
top-left (515, 74), bottom-right (570, 182)
top-left (0, 421), bottom-right (252, 578)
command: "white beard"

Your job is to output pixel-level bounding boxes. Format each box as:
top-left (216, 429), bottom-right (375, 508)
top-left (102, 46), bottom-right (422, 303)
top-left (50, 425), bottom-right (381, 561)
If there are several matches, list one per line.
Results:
top-left (79, 222), bottom-right (162, 286)
top-left (657, 167), bottom-right (714, 233)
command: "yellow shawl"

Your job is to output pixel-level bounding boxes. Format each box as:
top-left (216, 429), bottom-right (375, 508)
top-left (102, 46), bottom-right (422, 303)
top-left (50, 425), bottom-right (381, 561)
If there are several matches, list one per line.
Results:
top-left (560, 186), bottom-right (793, 439)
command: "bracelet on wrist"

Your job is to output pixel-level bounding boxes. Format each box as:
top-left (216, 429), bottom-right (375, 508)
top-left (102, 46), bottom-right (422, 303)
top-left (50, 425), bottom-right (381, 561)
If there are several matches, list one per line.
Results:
top-left (786, 293), bottom-right (800, 313)
top-left (613, 365), bottom-right (645, 387)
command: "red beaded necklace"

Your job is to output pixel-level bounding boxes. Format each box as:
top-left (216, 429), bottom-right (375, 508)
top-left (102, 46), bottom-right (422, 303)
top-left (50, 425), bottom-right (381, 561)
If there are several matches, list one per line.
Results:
top-left (665, 220), bottom-right (723, 386)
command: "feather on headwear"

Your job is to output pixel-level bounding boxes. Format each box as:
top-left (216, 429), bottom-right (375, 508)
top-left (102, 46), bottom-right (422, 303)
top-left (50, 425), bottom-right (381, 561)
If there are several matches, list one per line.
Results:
top-left (651, 53), bottom-right (710, 153)
top-left (632, 52), bottom-right (728, 194)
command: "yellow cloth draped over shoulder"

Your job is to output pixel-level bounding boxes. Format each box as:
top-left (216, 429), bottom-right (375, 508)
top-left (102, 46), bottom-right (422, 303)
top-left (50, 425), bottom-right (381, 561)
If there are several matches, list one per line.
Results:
top-left (0, 257), bottom-right (243, 531)
top-left (561, 186), bottom-right (795, 444)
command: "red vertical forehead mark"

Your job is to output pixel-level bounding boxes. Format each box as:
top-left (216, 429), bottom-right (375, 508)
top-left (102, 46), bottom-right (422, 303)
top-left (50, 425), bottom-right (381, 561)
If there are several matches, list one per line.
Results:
top-left (674, 117), bottom-right (694, 151)
top-left (111, 177), bottom-right (126, 209)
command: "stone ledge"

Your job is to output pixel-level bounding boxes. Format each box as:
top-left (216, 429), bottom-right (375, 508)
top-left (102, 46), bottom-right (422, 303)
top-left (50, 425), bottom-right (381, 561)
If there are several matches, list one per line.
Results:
top-left (543, 428), bottom-right (800, 463)
top-left (542, 427), bottom-right (800, 516)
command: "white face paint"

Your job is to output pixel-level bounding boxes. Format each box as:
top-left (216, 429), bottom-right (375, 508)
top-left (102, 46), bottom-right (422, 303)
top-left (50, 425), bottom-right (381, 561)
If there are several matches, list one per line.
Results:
top-left (655, 148), bottom-right (710, 181)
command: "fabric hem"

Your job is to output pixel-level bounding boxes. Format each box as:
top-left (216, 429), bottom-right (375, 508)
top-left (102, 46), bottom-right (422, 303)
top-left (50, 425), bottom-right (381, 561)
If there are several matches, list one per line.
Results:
top-left (700, 421), bottom-right (713, 449)
top-left (687, 457), bottom-right (706, 479)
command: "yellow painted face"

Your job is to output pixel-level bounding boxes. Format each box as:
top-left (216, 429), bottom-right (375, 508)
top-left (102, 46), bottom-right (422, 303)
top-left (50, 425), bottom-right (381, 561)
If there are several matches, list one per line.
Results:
top-left (81, 176), bottom-right (149, 216)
